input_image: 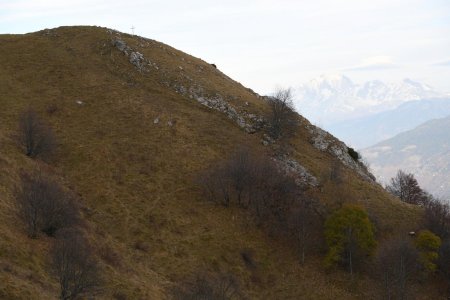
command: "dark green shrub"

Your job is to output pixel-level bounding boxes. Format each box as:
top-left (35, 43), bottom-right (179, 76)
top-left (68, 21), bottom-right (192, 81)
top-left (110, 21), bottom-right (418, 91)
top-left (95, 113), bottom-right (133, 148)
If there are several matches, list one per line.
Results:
top-left (347, 147), bottom-right (360, 161)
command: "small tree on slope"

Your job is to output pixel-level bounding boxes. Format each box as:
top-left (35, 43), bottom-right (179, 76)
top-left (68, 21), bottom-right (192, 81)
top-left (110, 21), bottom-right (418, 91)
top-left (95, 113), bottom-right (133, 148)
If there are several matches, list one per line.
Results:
top-left (324, 204), bottom-right (376, 276)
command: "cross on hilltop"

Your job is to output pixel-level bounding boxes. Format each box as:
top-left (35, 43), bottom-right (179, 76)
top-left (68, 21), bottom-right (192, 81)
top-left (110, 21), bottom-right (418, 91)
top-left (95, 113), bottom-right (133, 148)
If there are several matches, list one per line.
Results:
top-left (131, 26), bottom-right (135, 35)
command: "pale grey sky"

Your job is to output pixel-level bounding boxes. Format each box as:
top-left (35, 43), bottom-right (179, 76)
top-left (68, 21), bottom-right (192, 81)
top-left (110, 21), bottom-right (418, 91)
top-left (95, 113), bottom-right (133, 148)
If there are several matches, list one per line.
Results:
top-left (1, 0), bottom-right (449, 94)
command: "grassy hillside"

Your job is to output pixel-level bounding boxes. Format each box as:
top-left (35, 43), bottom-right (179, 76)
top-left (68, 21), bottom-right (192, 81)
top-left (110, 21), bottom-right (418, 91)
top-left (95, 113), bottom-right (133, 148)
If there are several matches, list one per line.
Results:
top-left (0, 26), bottom-right (437, 299)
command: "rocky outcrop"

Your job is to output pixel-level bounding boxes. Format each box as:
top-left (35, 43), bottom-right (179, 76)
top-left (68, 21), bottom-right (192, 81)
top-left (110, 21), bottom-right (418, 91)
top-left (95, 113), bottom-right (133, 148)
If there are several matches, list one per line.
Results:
top-left (112, 38), bottom-right (151, 72)
top-left (307, 125), bottom-right (375, 182)
top-left (178, 85), bottom-right (264, 134)
top-left (273, 155), bottom-right (318, 187)
top-left (110, 34), bottom-right (159, 73)
top-left (106, 30), bottom-right (332, 188)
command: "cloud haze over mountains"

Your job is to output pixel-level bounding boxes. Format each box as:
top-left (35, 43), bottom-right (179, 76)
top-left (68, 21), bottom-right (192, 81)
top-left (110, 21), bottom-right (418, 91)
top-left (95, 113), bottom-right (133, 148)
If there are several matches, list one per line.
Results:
top-left (293, 75), bottom-right (447, 128)
top-left (362, 116), bottom-right (450, 199)
top-left (294, 74), bottom-right (450, 199)
top-left (330, 98), bottom-right (450, 149)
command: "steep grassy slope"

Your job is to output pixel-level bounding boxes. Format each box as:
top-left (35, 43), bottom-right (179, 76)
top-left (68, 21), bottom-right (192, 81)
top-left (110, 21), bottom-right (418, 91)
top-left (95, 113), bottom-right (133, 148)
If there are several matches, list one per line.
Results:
top-left (0, 26), bottom-right (435, 299)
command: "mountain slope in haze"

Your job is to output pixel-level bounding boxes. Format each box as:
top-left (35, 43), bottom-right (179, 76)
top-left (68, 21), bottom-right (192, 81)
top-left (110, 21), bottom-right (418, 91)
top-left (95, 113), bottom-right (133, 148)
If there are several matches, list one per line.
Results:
top-left (329, 98), bottom-right (450, 148)
top-left (362, 116), bottom-right (450, 199)
top-left (0, 26), bottom-right (434, 299)
top-left (294, 74), bottom-right (446, 126)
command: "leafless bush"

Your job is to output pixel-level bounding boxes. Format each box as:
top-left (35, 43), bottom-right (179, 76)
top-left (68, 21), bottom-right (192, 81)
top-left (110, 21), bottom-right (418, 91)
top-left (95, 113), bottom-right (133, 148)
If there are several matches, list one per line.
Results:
top-left (52, 229), bottom-right (100, 300)
top-left (424, 197), bottom-right (450, 239)
top-left (251, 161), bottom-right (298, 224)
top-left (438, 239), bottom-right (450, 295)
top-left (199, 148), bottom-right (302, 219)
top-left (225, 147), bottom-right (252, 206)
top-left (386, 170), bottom-right (427, 205)
top-left (287, 197), bottom-right (322, 264)
top-left (15, 171), bottom-right (79, 238)
top-left (17, 108), bottom-right (56, 159)
top-left (198, 148), bottom-right (326, 262)
top-left (375, 237), bottom-right (419, 300)
top-left (266, 88), bottom-right (299, 140)
top-left (198, 166), bottom-right (231, 207)
top-left (172, 272), bottom-right (241, 300)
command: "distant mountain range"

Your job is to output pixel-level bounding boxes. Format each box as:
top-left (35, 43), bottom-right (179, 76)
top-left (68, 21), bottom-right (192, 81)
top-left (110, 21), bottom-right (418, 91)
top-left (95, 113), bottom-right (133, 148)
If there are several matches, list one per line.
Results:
top-left (329, 98), bottom-right (450, 148)
top-left (362, 116), bottom-right (450, 199)
top-left (294, 75), bottom-right (447, 126)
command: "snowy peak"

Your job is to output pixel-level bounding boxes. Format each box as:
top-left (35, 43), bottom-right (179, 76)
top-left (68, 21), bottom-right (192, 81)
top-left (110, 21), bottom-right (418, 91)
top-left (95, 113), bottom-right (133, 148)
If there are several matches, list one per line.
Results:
top-left (294, 75), bottom-right (445, 125)
top-left (307, 74), bottom-right (355, 91)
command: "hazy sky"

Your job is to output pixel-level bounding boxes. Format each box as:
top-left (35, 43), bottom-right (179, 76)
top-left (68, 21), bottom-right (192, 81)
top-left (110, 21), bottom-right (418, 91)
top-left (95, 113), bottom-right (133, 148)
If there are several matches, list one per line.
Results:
top-left (1, 0), bottom-right (449, 95)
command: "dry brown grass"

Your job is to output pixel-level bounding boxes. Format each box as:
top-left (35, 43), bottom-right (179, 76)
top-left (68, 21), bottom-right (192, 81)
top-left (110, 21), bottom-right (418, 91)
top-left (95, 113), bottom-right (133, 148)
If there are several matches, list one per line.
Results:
top-left (0, 26), bottom-right (442, 299)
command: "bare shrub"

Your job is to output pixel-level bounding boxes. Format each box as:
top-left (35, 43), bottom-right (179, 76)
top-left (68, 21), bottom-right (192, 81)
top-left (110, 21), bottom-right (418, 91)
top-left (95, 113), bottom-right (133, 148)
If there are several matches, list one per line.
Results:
top-left (375, 238), bottom-right (419, 300)
top-left (225, 147), bottom-right (252, 206)
top-left (265, 88), bottom-right (299, 140)
top-left (52, 229), bottom-right (100, 300)
top-left (198, 148), bottom-right (300, 216)
top-left (438, 239), bottom-right (450, 295)
top-left (239, 156), bottom-right (298, 227)
top-left (15, 171), bottom-right (79, 238)
top-left (173, 272), bottom-right (240, 300)
top-left (386, 170), bottom-right (426, 205)
top-left (287, 197), bottom-right (322, 264)
top-left (424, 196), bottom-right (450, 239)
top-left (198, 148), bottom-right (326, 262)
top-left (17, 108), bottom-right (56, 160)
top-left (198, 166), bottom-right (231, 207)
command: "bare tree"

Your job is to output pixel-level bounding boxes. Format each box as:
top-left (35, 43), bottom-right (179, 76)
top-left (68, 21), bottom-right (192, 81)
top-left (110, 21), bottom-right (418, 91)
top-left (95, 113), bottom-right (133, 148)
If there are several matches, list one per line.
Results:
top-left (17, 108), bottom-right (56, 159)
top-left (52, 229), bottom-right (100, 300)
top-left (197, 163), bottom-right (232, 207)
top-left (244, 157), bottom-right (298, 225)
top-left (386, 170), bottom-right (426, 205)
top-left (288, 197), bottom-right (321, 264)
top-left (15, 171), bottom-right (79, 238)
top-left (424, 196), bottom-right (450, 239)
top-left (376, 238), bottom-right (419, 300)
top-left (225, 147), bottom-right (252, 206)
top-left (438, 239), bottom-right (450, 296)
top-left (266, 88), bottom-right (299, 140)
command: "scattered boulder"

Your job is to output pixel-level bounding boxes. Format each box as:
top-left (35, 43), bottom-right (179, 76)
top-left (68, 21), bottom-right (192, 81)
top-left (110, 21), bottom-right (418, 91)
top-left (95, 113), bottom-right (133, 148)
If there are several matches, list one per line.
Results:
top-left (114, 39), bottom-right (128, 52)
top-left (129, 51), bottom-right (145, 70)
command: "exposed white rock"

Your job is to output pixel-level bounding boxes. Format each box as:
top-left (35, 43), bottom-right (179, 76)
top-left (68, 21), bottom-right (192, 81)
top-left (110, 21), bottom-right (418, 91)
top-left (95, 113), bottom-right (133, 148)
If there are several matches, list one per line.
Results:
top-left (112, 38), bottom-right (155, 72)
top-left (307, 124), bottom-right (375, 181)
top-left (129, 52), bottom-right (145, 70)
top-left (273, 155), bottom-right (318, 187)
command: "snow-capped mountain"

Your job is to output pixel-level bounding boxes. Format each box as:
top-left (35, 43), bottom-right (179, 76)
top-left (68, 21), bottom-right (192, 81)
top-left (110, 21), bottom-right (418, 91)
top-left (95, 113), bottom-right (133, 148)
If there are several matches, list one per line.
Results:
top-left (294, 75), bottom-right (445, 126)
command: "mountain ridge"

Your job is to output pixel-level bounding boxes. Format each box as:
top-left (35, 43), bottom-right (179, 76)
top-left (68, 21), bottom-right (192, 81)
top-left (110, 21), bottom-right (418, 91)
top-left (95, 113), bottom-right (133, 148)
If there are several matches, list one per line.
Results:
top-left (329, 98), bottom-right (450, 148)
top-left (362, 115), bottom-right (450, 199)
top-left (294, 74), bottom-right (447, 126)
